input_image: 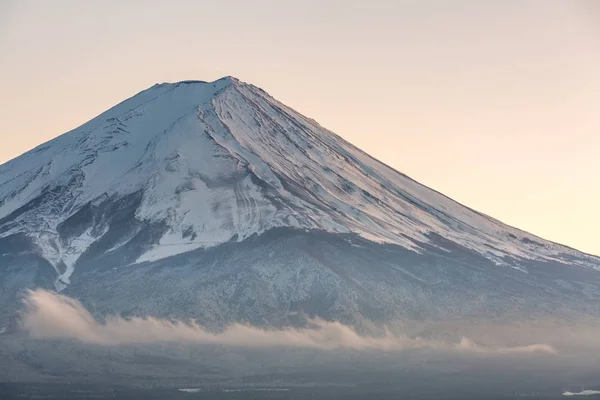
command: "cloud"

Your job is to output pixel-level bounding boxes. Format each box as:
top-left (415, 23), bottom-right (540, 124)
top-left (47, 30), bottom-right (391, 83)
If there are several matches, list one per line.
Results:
top-left (454, 337), bottom-right (556, 355)
top-left (563, 390), bottom-right (600, 396)
top-left (20, 289), bottom-right (556, 354)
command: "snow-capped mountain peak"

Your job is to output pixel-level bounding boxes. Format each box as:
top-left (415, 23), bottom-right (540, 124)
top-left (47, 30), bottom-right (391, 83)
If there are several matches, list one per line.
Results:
top-left (0, 77), bottom-right (598, 292)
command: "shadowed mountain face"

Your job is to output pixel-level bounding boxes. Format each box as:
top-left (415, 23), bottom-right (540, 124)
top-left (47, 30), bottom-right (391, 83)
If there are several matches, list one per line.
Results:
top-left (0, 77), bottom-right (599, 330)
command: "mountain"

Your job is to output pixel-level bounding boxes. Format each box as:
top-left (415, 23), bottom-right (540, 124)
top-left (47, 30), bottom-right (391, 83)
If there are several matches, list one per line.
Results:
top-left (1, 76), bottom-right (599, 330)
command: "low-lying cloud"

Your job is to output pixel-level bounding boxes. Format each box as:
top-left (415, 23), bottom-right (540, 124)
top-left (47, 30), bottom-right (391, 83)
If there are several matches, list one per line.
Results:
top-left (20, 289), bottom-right (556, 354)
top-left (563, 390), bottom-right (600, 396)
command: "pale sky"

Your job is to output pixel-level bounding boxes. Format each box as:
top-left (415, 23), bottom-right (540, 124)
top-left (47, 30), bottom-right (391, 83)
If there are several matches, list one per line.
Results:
top-left (1, 0), bottom-right (599, 255)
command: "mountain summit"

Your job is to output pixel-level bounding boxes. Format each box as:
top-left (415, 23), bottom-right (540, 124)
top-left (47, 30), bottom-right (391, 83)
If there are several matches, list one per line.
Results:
top-left (1, 77), bottom-right (599, 328)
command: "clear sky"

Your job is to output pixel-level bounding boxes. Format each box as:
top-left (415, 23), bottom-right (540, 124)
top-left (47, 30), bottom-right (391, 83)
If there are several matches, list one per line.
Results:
top-left (1, 0), bottom-right (599, 255)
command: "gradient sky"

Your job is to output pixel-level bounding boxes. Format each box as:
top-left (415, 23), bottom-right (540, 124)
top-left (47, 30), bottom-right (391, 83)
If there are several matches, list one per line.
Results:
top-left (1, 0), bottom-right (598, 255)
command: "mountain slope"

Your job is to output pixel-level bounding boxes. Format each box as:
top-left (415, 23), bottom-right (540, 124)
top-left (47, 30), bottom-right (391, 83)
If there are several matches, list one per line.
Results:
top-left (1, 77), bottom-right (599, 328)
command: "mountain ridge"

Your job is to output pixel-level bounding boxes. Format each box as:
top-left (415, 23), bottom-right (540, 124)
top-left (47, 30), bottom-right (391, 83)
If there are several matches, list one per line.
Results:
top-left (0, 75), bottom-right (589, 257)
top-left (1, 76), bottom-right (599, 329)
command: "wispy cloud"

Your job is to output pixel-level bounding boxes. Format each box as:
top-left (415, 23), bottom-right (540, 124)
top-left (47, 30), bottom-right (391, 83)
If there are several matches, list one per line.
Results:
top-left (20, 289), bottom-right (556, 354)
top-left (563, 390), bottom-right (600, 396)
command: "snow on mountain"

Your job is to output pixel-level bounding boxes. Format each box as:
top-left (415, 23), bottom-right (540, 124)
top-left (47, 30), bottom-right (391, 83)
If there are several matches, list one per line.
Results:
top-left (0, 76), bottom-right (598, 293)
